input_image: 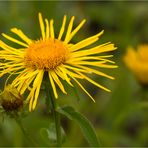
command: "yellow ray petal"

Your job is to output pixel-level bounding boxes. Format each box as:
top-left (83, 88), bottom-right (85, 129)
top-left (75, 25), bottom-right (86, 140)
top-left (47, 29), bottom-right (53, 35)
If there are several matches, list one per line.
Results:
top-left (11, 28), bottom-right (32, 45)
top-left (16, 70), bottom-right (39, 93)
top-left (95, 64), bottom-right (118, 68)
top-left (12, 69), bottom-right (29, 86)
top-left (0, 62), bottom-right (23, 68)
top-left (2, 33), bottom-right (28, 47)
top-left (74, 65), bottom-right (115, 80)
top-left (0, 52), bottom-right (24, 59)
top-left (67, 56), bottom-right (101, 62)
top-left (96, 44), bottom-right (117, 54)
top-left (39, 13), bottom-right (45, 40)
top-left (67, 44), bottom-right (73, 48)
top-left (27, 70), bottom-right (44, 111)
top-left (32, 70), bottom-right (44, 88)
top-left (19, 69), bottom-right (39, 80)
top-left (20, 75), bottom-right (36, 94)
top-left (29, 95), bottom-right (34, 112)
top-left (67, 19), bottom-right (86, 43)
top-left (72, 77), bottom-right (95, 102)
top-left (68, 56), bottom-right (116, 66)
top-left (64, 16), bottom-right (75, 43)
top-left (55, 67), bottom-right (73, 87)
top-left (58, 15), bottom-right (67, 40)
top-left (68, 60), bottom-right (106, 66)
top-left (0, 65), bottom-right (24, 77)
top-left (26, 88), bottom-right (33, 101)
top-left (50, 71), bottom-right (67, 94)
top-left (97, 57), bottom-right (115, 64)
top-left (13, 76), bottom-right (27, 88)
top-left (17, 79), bottom-right (28, 92)
top-left (98, 55), bottom-right (113, 58)
top-left (69, 30), bottom-right (104, 52)
top-left (50, 19), bottom-right (55, 39)
top-left (59, 66), bottom-right (83, 79)
top-left (63, 65), bottom-right (86, 73)
top-left (32, 71), bottom-right (44, 110)
top-left (45, 19), bottom-right (49, 39)
top-left (48, 72), bottom-right (58, 99)
top-left (78, 72), bottom-right (111, 92)
top-left (71, 44), bottom-right (116, 59)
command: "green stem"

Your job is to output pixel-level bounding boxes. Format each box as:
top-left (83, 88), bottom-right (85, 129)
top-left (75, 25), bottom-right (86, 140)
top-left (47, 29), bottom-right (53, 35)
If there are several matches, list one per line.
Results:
top-left (44, 73), bottom-right (62, 147)
top-left (14, 116), bottom-right (37, 146)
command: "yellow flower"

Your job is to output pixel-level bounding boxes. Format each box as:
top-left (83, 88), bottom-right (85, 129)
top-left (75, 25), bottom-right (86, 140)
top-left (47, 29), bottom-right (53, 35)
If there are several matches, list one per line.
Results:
top-left (124, 45), bottom-right (148, 85)
top-left (0, 13), bottom-right (117, 111)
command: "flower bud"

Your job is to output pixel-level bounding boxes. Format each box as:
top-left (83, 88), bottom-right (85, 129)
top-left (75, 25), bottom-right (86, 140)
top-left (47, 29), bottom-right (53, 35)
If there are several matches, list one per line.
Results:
top-left (0, 85), bottom-right (23, 112)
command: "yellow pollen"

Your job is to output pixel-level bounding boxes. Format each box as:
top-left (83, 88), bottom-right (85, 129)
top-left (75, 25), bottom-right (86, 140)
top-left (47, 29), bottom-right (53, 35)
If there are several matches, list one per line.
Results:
top-left (25, 39), bottom-right (69, 70)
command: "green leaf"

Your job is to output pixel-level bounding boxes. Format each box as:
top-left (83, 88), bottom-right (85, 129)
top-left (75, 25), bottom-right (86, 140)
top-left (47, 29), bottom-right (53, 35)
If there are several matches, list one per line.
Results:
top-left (40, 123), bottom-right (66, 146)
top-left (57, 106), bottom-right (100, 147)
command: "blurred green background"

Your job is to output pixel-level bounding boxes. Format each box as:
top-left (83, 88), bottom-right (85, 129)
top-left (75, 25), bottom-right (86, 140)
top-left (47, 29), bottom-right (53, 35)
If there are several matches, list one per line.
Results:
top-left (0, 1), bottom-right (148, 147)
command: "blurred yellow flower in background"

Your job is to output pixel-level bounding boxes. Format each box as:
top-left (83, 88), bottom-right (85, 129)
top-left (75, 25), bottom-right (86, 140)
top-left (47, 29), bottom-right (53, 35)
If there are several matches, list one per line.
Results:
top-left (124, 45), bottom-right (148, 85)
top-left (0, 13), bottom-right (117, 111)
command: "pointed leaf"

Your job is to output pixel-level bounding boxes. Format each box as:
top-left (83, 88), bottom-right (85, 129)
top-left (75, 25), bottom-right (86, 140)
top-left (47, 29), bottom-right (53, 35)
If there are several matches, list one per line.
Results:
top-left (57, 106), bottom-right (100, 147)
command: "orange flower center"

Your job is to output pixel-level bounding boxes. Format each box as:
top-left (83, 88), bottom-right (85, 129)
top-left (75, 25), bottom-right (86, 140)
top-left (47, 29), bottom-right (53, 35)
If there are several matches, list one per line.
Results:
top-left (25, 39), bottom-right (69, 70)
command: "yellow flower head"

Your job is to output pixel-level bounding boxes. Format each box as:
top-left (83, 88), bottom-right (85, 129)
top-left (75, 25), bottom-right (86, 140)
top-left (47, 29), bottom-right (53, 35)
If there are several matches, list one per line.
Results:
top-left (0, 13), bottom-right (117, 111)
top-left (124, 45), bottom-right (148, 85)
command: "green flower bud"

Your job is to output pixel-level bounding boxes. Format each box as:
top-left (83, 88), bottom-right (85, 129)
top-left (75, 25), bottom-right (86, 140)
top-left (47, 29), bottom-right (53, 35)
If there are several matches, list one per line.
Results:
top-left (0, 85), bottom-right (23, 112)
